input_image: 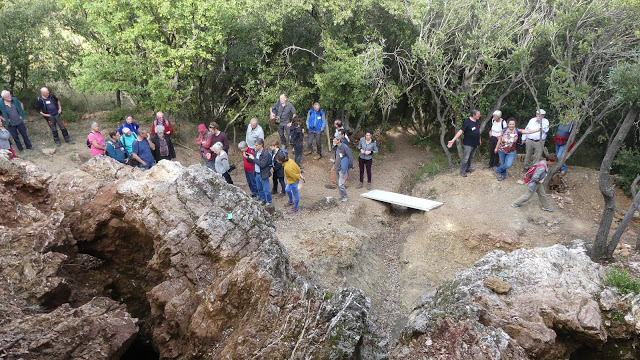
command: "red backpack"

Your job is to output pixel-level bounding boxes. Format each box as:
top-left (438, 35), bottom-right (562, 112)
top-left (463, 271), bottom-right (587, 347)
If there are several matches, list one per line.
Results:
top-left (524, 162), bottom-right (547, 184)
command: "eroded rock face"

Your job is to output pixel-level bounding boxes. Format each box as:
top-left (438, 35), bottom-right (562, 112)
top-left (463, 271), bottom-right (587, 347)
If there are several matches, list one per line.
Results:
top-left (0, 155), bottom-right (385, 359)
top-left (393, 243), bottom-right (613, 359)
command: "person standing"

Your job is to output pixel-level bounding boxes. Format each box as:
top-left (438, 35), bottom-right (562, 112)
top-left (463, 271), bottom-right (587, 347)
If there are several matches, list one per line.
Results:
top-left (212, 141), bottom-right (233, 184)
top-left (206, 122), bottom-right (229, 161)
top-left (88, 122), bottom-right (105, 157)
top-left (486, 110), bottom-right (506, 169)
top-left (239, 141), bottom-right (258, 197)
top-left (0, 123), bottom-right (16, 159)
top-left (120, 127), bottom-right (137, 159)
top-left (288, 117), bottom-right (304, 168)
top-left (247, 138), bottom-right (273, 205)
top-left (245, 118), bottom-right (264, 149)
top-left (269, 93), bottom-right (296, 148)
top-left (131, 128), bottom-right (156, 169)
top-left (118, 115), bottom-right (139, 135)
top-left (195, 124), bottom-right (208, 161)
top-left (553, 115), bottom-right (574, 175)
top-left (278, 152), bottom-right (302, 214)
top-left (447, 109), bottom-right (482, 177)
top-left (269, 140), bottom-right (287, 197)
top-left (325, 120), bottom-right (350, 189)
top-left (522, 109), bottom-right (550, 172)
top-left (493, 118), bottom-right (535, 181)
top-left (357, 129), bottom-right (378, 189)
top-left (34, 87), bottom-right (74, 146)
top-left (105, 131), bottom-right (128, 164)
top-left (150, 125), bottom-right (176, 162)
top-left (150, 112), bottom-right (173, 136)
top-left (305, 102), bottom-right (326, 159)
top-left (334, 134), bottom-right (354, 202)
top-left (512, 153), bottom-right (557, 211)
top-left (0, 90), bottom-right (33, 152)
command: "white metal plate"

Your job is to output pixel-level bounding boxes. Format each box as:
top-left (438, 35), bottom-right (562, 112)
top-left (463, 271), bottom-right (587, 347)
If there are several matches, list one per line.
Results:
top-left (360, 189), bottom-right (443, 212)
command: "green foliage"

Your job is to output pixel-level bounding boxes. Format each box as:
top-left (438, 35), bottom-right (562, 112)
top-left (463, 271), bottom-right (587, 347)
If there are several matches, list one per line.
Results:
top-left (604, 268), bottom-right (640, 295)
top-left (105, 107), bottom-right (145, 125)
top-left (612, 147), bottom-right (640, 196)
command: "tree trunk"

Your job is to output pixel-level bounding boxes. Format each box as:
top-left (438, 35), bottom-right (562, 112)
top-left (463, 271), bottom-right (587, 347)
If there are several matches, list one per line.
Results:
top-left (593, 104), bottom-right (640, 259)
top-left (611, 180), bottom-right (640, 253)
top-left (116, 90), bottom-right (122, 108)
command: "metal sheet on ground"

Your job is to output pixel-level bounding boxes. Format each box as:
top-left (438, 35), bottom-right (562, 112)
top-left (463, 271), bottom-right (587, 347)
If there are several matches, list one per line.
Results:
top-left (360, 189), bottom-right (443, 212)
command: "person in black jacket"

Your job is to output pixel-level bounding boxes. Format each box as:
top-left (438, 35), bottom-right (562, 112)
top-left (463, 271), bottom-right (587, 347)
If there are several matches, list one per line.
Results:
top-left (269, 139), bottom-right (287, 197)
top-left (246, 138), bottom-right (273, 205)
top-left (288, 117), bottom-right (304, 168)
top-left (35, 87), bottom-right (74, 146)
top-left (150, 125), bottom-right (176, 162)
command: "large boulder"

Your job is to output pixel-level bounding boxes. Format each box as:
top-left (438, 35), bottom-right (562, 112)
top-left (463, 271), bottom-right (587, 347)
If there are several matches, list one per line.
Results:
top-left (0, 155), bottom-right (385, 359)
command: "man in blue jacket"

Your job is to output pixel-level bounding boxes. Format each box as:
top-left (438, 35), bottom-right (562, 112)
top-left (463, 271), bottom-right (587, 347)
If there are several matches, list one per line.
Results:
top-left (305, 102), bottom-right (326, 159)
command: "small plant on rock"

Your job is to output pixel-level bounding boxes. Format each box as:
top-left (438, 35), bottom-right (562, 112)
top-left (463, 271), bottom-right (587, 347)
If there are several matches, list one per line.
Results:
top-left (604, 268), bottom-right (640, 295)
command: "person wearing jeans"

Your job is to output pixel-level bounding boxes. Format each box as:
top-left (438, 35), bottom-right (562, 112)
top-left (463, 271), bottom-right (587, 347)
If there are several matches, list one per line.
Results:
top-left (247, 138), bottom-right (273, 205)
top-left (305, 102), bottom-right (326, 159)
top-left (487, 110), bottom-right (506, 169)
top-left (494, 118), bottom-right (535, 181)
top-left (357, 130), bottom-right (378, 189)
top-left (448, 109), bottom-right (482, 177)
top-left (278, 152), bottom-right (302, 213)
top-left (0, 90), bottom-right (33, 152)
top-left (238, 141), bottom-right (258, 197)
top-left (553, 117), bottom-right (573, 175)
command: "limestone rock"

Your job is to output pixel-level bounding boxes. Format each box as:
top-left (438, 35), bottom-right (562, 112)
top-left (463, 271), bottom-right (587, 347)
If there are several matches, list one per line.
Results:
top-left (0, 156), bottom-right (385, 359)
top-left (394, 244), bottom-right (607, 359)
top-left (483, 276), bottom-right (511, 294)
top-left (41, 148), bottom-right (56, 156)
top-left (599, 289), bottom-right (617, 311)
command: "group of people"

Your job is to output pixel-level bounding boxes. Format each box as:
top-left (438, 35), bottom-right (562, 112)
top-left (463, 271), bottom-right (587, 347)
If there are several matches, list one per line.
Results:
top-left (448, 108), bottom-right (574, 212)
top-left (89, 112), bottom-right (176, 169)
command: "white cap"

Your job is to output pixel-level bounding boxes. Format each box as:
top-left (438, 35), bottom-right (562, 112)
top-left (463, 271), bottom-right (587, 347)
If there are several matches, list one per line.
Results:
top-left (537, 109), bottom-right (546, 115)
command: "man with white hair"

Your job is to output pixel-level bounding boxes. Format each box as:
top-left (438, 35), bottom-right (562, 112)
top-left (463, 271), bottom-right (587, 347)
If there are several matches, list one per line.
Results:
top-left (150, 125), bottom-right (176, 162)
top-left (522, 109), bottom-right (550, 172)
top-left (150, 112), bottom-right (173, 136)
top-left (0, 90), bottom-right (33, 151)
top-left (485, 110), bottom-right (506, 169)
top-left (245, 117), bottom-right (264, 148)
top-left (35, 87), bottom-right (74, 146)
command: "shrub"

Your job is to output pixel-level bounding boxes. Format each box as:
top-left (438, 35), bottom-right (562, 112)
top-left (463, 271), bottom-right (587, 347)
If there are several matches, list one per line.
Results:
top-left (603, 268), bottom-right (640, 295)
top-left (612, 147), bottom-right (640, 196)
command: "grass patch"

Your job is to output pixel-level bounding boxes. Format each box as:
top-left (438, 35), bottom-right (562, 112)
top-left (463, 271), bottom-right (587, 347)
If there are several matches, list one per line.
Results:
top-left (604, 268), bottom-right (640, 295)
top-left (411, 152), bottom-right (449, 186)
top-left (380, 140), bottom-right (395, 153)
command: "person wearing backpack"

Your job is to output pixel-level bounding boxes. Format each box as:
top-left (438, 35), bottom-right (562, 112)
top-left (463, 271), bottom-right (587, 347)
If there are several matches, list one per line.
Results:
top-left (511, 153), bottom-right (558, 211)
top-left (87, 122), bottom-right (105, 157)
top-left (105, 130), bottom-right (128, 164)
top-left (485, 110), bottom-right (507, 169)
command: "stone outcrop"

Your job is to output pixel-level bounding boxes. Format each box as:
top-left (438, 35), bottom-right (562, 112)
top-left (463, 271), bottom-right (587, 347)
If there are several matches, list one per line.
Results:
top-left (0, 154), bottom-right (385, 359)
top-left (392, 242), bottom-right (640, 359)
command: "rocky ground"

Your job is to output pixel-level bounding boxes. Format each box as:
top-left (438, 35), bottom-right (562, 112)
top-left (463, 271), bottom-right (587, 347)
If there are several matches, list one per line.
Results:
top-left (3, 111), bottom-right (640, 359)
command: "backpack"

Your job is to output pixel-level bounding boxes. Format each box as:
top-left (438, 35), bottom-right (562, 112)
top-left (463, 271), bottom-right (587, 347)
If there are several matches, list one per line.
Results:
top-left (86, 133), bottom-right (92, 148)
top-left (524, 162), bottom-right (547, 184)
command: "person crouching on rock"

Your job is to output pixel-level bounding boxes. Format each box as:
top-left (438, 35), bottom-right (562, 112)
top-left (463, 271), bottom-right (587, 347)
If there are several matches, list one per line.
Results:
top-left (511, 153), bottom-right (557, 212)
top-left (212, 141), bottom-right (233, 184)
top-left (333, 133), bottom-right (354, 202)
top-left (246, 138), bottom-right (273, 206)
top-left (151, 125), bottom-right (176, 163)
top-left (238, 141), bottom-right (258, 198)
top-left (131, 128), bottom-right (156, 169)
top-left (277, 151), bottom-right (302, 214)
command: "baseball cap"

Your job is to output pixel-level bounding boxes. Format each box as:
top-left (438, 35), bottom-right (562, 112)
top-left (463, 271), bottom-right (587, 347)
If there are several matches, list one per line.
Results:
top-left (537, 109), bottom-right (546, 115)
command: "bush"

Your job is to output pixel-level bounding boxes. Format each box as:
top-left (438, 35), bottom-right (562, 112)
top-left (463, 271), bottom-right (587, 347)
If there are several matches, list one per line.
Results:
top-left (105, 107), bottom-right (144, 125)
top-left (603, 268), bottom-right (640, 295)
top-left (612, 147), bottom-right (640, 196)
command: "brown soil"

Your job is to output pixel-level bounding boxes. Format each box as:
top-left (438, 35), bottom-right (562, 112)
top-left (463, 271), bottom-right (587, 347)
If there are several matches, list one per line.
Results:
top-left (12, 111), bottom-right (640, 339)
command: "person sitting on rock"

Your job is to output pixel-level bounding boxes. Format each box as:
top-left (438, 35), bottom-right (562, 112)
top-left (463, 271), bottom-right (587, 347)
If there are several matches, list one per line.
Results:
top-left (511, 153), bottom-right (557, 211)
top-left (246, 138), bottom-right (273, 206)
top-left (150, 125), bottom-right (176, 163)
top-left (269, 139), bottom-right (287, 197)
top-left (88, 122), bottom-right (105, 157)
top-left (212, 141), bottom-right (233, 184)
top-left (118, 115), bottom-right (139, 136)
top-left (105, 130), bottom-right (128, 164)
top-left (131, 128), bottom-right (156, 169)
top-left (238, 141), bottom-right (258, 197)
top-left (277, 151), bottom-right (302, 214)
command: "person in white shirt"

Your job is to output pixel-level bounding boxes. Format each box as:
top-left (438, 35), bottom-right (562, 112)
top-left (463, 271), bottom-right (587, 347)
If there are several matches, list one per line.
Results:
top-left (522, 109), bottom-right (550, 172)
top-left (486, 110), bottom-right (507, 169)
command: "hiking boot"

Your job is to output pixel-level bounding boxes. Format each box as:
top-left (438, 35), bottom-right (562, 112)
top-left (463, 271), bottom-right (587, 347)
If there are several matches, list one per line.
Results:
top-left (287, 208), bottom-right (299, 214)
top-left (511, 203), bottom-right (521, 208)
top-left (560, 171), bottom-right (566, 176)
top-left (55, 141), bottom-right (61, 147)
top-left (356, 182), bottom-right (363, 189)
top-left (460, 173), bottom-right (467, 177)
top-left (495, 172), bottom-right (502, 180)
top-left (483, 165), bottom-right (492, 169)
top-left (284, 202), bottom-right (294, 207)
top-left (341, 197), bottom-right (348, 202)
top-left (313, 154), bottom-right (322, 160)
top-left (279, 192), bottom-right (287, 197)
top-left (250, 194), bottom-right (257, 198)
top-left (541, 206), bottom-right (555, 212)
top-left (467, 168), bottom-right (475, 173)
top-left (304, 150), bottom-right (313, 156)
top-left (299, 165), bottom-right (305, 170)
top-left (366, 183), bottom-right (371, 190)
top-left (65, 139), bottom-right (75, 145)
top-left (325, 184), bottom-right (336, 189)
top-left (260, 201), bottom-right (267, 206)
